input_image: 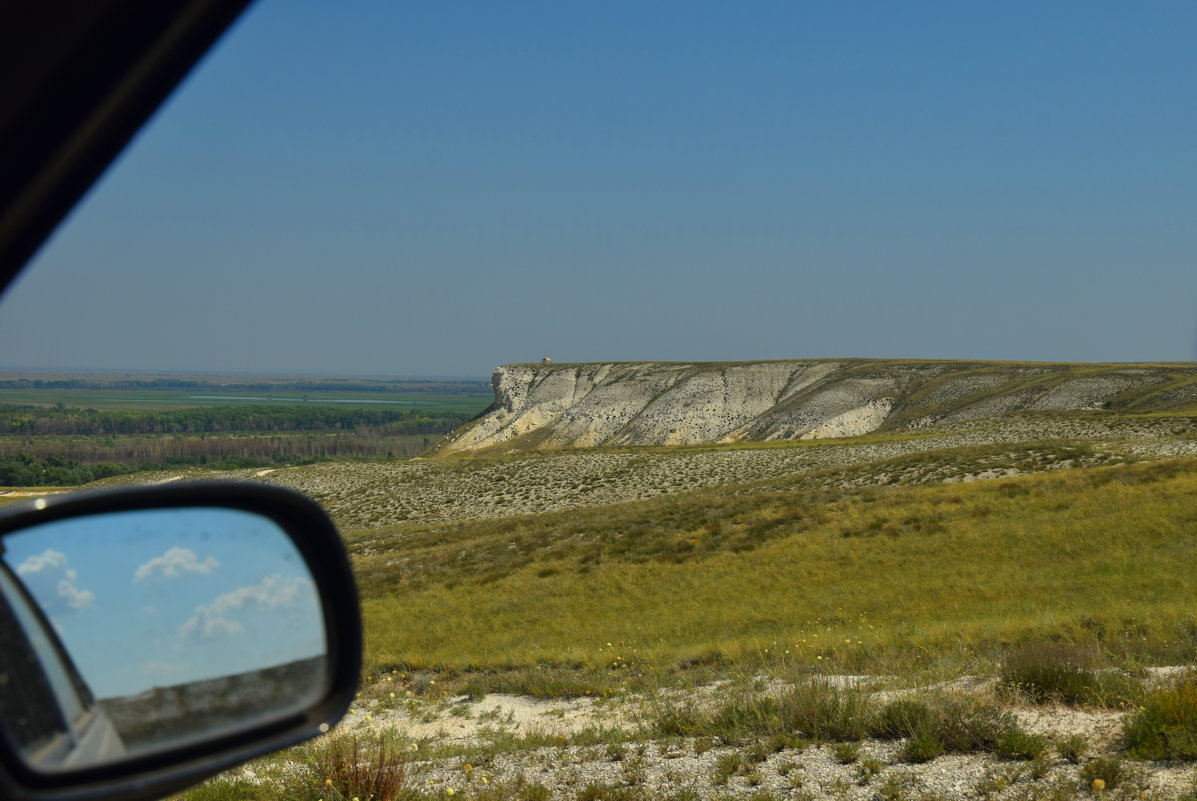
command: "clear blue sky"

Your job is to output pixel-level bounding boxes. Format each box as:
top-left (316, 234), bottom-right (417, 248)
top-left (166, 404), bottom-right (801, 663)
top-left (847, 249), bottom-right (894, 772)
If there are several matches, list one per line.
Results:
top-left (1, 0), bottom-right (1194, 376)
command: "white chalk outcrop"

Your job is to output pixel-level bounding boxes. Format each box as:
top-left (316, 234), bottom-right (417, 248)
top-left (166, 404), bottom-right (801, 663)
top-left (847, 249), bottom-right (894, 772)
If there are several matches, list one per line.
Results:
top-left (439, 360), bottom-right (1194, 455)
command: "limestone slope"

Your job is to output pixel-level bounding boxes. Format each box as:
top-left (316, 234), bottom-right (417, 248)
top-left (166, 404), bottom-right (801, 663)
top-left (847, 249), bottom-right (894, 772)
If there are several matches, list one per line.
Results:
top-left (437, 360), bottom-right (1196, 454)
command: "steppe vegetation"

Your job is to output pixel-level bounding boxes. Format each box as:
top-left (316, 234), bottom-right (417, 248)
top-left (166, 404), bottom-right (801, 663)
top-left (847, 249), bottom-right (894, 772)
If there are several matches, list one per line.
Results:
top-left (151, 392), bottom-right (1196, 799)
top-left (8, 365), bottom-right (1196, 798)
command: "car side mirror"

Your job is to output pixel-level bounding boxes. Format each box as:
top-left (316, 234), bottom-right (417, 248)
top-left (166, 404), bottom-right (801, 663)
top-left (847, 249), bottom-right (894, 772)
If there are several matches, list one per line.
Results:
top-left (0, 483), bottom-right (361, 801)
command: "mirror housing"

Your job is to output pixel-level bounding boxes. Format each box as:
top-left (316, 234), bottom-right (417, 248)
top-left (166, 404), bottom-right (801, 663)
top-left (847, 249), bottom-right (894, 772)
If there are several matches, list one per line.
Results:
top-left (0, 483), bottom-right (361, 801)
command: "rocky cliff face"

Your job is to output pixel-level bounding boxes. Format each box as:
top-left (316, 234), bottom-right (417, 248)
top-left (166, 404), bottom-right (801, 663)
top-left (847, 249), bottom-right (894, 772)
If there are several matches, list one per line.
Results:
top-left (438, 360), bottom-right (1195, 454)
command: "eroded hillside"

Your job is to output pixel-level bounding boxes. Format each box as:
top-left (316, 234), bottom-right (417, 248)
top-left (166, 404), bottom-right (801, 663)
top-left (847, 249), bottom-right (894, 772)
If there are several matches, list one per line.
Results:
top-left (436, 360), bottom-right (1197, 454)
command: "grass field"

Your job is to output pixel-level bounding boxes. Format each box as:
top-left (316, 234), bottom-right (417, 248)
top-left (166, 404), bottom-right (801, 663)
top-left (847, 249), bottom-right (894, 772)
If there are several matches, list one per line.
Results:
top-left (352, 459), bottom-right (1197, 692)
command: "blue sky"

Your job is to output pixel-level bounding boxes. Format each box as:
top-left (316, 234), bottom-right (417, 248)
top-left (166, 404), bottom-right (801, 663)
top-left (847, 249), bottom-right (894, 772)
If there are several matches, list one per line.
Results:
top-left (4, 508), bottom-right (324, 698)
top-left (0, 1), bottom-right (1194, 375)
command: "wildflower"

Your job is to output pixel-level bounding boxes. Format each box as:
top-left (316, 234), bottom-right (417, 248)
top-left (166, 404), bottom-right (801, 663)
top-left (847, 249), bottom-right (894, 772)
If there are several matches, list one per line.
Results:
top-left (481, 777), bottom-right (488, 785)
top-left (390, 693), bottom-right (395, 698)
top-left (1092, 778), bottom-right (1106, 792)
top-left (366, 715), bottom-right (372, 722)
top-left (446, 789), bottom-right (455, 796)
top-left (463, 763), bottom-right (473, 773)
top-left (325, 779), bottom-right (333, 787)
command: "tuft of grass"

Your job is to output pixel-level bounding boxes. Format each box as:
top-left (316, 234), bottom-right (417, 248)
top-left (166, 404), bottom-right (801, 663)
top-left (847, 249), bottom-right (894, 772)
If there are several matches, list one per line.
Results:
top-left (901, 733), bottom-right (945, 764)
top-left (993, 728), bottom-right (1050, 761)
top-left (303, 734), bottom-right (412, 801)
top-left (832, 741), bottom-right (861, 764)
top-left (1124, 671), bottom-right (1197, 761)
top-left (1080, 756), bottom-right (1129, 790)
top-left (1056, 734), bottom-right (1089, 763)
top-left (998, 642), bottom-right (1143, 707)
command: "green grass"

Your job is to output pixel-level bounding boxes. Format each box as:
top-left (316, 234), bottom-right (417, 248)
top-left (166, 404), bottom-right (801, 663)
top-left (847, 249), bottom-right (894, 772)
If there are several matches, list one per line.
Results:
top-left (354, 459), bottom-right (1197, 686)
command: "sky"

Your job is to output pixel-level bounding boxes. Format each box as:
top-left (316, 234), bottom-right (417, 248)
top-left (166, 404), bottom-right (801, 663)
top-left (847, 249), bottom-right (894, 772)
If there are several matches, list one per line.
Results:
top-left (1, 0), bottom-right (1194, 376)
top-left (3, 508), bottom-right (324, 699)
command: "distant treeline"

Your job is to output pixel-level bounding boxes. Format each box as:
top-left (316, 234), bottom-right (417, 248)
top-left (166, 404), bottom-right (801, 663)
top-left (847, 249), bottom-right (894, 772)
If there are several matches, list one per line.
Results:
top-left (0, 453), bottom-right (131, 486)
top-left (0, 377), bottom-right (490, 394)
top-left (0, 429), bottom-right (441, 485)
top-left (0, 404), bottom-right (473, 436)
top-left (0, 403), bottom-right (474, 485)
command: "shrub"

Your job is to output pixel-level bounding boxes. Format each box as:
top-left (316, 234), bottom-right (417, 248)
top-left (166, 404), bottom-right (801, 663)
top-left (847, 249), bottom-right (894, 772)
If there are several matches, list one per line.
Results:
top-left (1124, 671), bottom-right (1197, 761)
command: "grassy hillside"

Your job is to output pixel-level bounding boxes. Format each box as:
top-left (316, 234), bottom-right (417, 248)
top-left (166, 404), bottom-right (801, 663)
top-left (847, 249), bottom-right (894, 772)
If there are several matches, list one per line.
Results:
top-left (351, 459), bottom-right (1197, 691)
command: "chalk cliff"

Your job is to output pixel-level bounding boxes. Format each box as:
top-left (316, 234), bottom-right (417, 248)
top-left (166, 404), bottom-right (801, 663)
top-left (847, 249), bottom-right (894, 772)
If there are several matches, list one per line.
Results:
top-left (437, 360), bottom-right (1195, 455)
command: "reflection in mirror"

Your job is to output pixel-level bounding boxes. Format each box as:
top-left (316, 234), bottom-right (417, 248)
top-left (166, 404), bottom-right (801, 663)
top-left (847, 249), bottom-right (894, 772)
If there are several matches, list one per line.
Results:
top-left (0, 507), bottom-right (327, 772)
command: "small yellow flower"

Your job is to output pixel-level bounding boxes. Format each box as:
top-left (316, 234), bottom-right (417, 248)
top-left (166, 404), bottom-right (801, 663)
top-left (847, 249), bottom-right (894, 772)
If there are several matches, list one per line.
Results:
top-left (463, 763), bottom-right (473, 772)
top-left (325, 779), bottom-right (333, 787)
top-left (1092, 778), bottom-right (1106, 792)
top-left (446, 789), bottom-right (455, 797)
top-left (481, 777), bottom-right (488, 785)
top-left (366, 715), bottom-right (372, 722)
top-left (390, 692), bottom-right (395, 698)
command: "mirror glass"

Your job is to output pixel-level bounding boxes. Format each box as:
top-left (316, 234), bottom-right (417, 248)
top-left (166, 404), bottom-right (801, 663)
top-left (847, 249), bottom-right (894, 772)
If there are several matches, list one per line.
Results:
top-left (0, 506), bottom-right (327, 772)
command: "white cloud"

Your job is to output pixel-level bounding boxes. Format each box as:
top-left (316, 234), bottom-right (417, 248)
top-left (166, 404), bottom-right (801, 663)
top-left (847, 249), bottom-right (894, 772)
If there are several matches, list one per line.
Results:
top-left (17, 549), bottom-right (66, 575)
top-left (133, 547), bottom-right (219, 582)
top-left (177, 574), bottom-right (313, 641)
top-left (17, 548), bottom-right (94, 612)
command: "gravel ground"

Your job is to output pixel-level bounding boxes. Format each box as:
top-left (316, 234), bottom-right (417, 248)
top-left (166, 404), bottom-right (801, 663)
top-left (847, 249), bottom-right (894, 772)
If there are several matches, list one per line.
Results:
top-left (309, 672), bottom-right (1197, 800)
top-left (125, 411), bottom-right (1195, 531)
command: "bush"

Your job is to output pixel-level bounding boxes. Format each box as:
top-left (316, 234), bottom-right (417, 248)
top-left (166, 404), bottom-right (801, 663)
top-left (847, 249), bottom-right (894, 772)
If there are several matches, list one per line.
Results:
top-left (1125, 671), bottom-right (1197, 761)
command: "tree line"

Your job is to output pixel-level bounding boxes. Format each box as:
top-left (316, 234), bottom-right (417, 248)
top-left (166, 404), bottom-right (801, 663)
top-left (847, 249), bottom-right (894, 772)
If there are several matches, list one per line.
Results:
top-left (0, 404), bottom-right (473, 436)
top-left (0, 431), bottom-right (443, 486)
top-left (0, 377), bottom-right (490, 394)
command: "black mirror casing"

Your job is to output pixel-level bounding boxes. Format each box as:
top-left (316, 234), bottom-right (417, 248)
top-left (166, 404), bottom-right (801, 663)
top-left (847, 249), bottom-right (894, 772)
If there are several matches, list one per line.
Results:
top-left (0, 483), bottom-right (361, 801)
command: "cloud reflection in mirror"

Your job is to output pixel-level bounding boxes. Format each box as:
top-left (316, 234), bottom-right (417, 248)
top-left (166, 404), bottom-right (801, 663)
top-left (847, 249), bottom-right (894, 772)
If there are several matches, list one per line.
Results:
top-left (0, 506), bottom-right (328, 771)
